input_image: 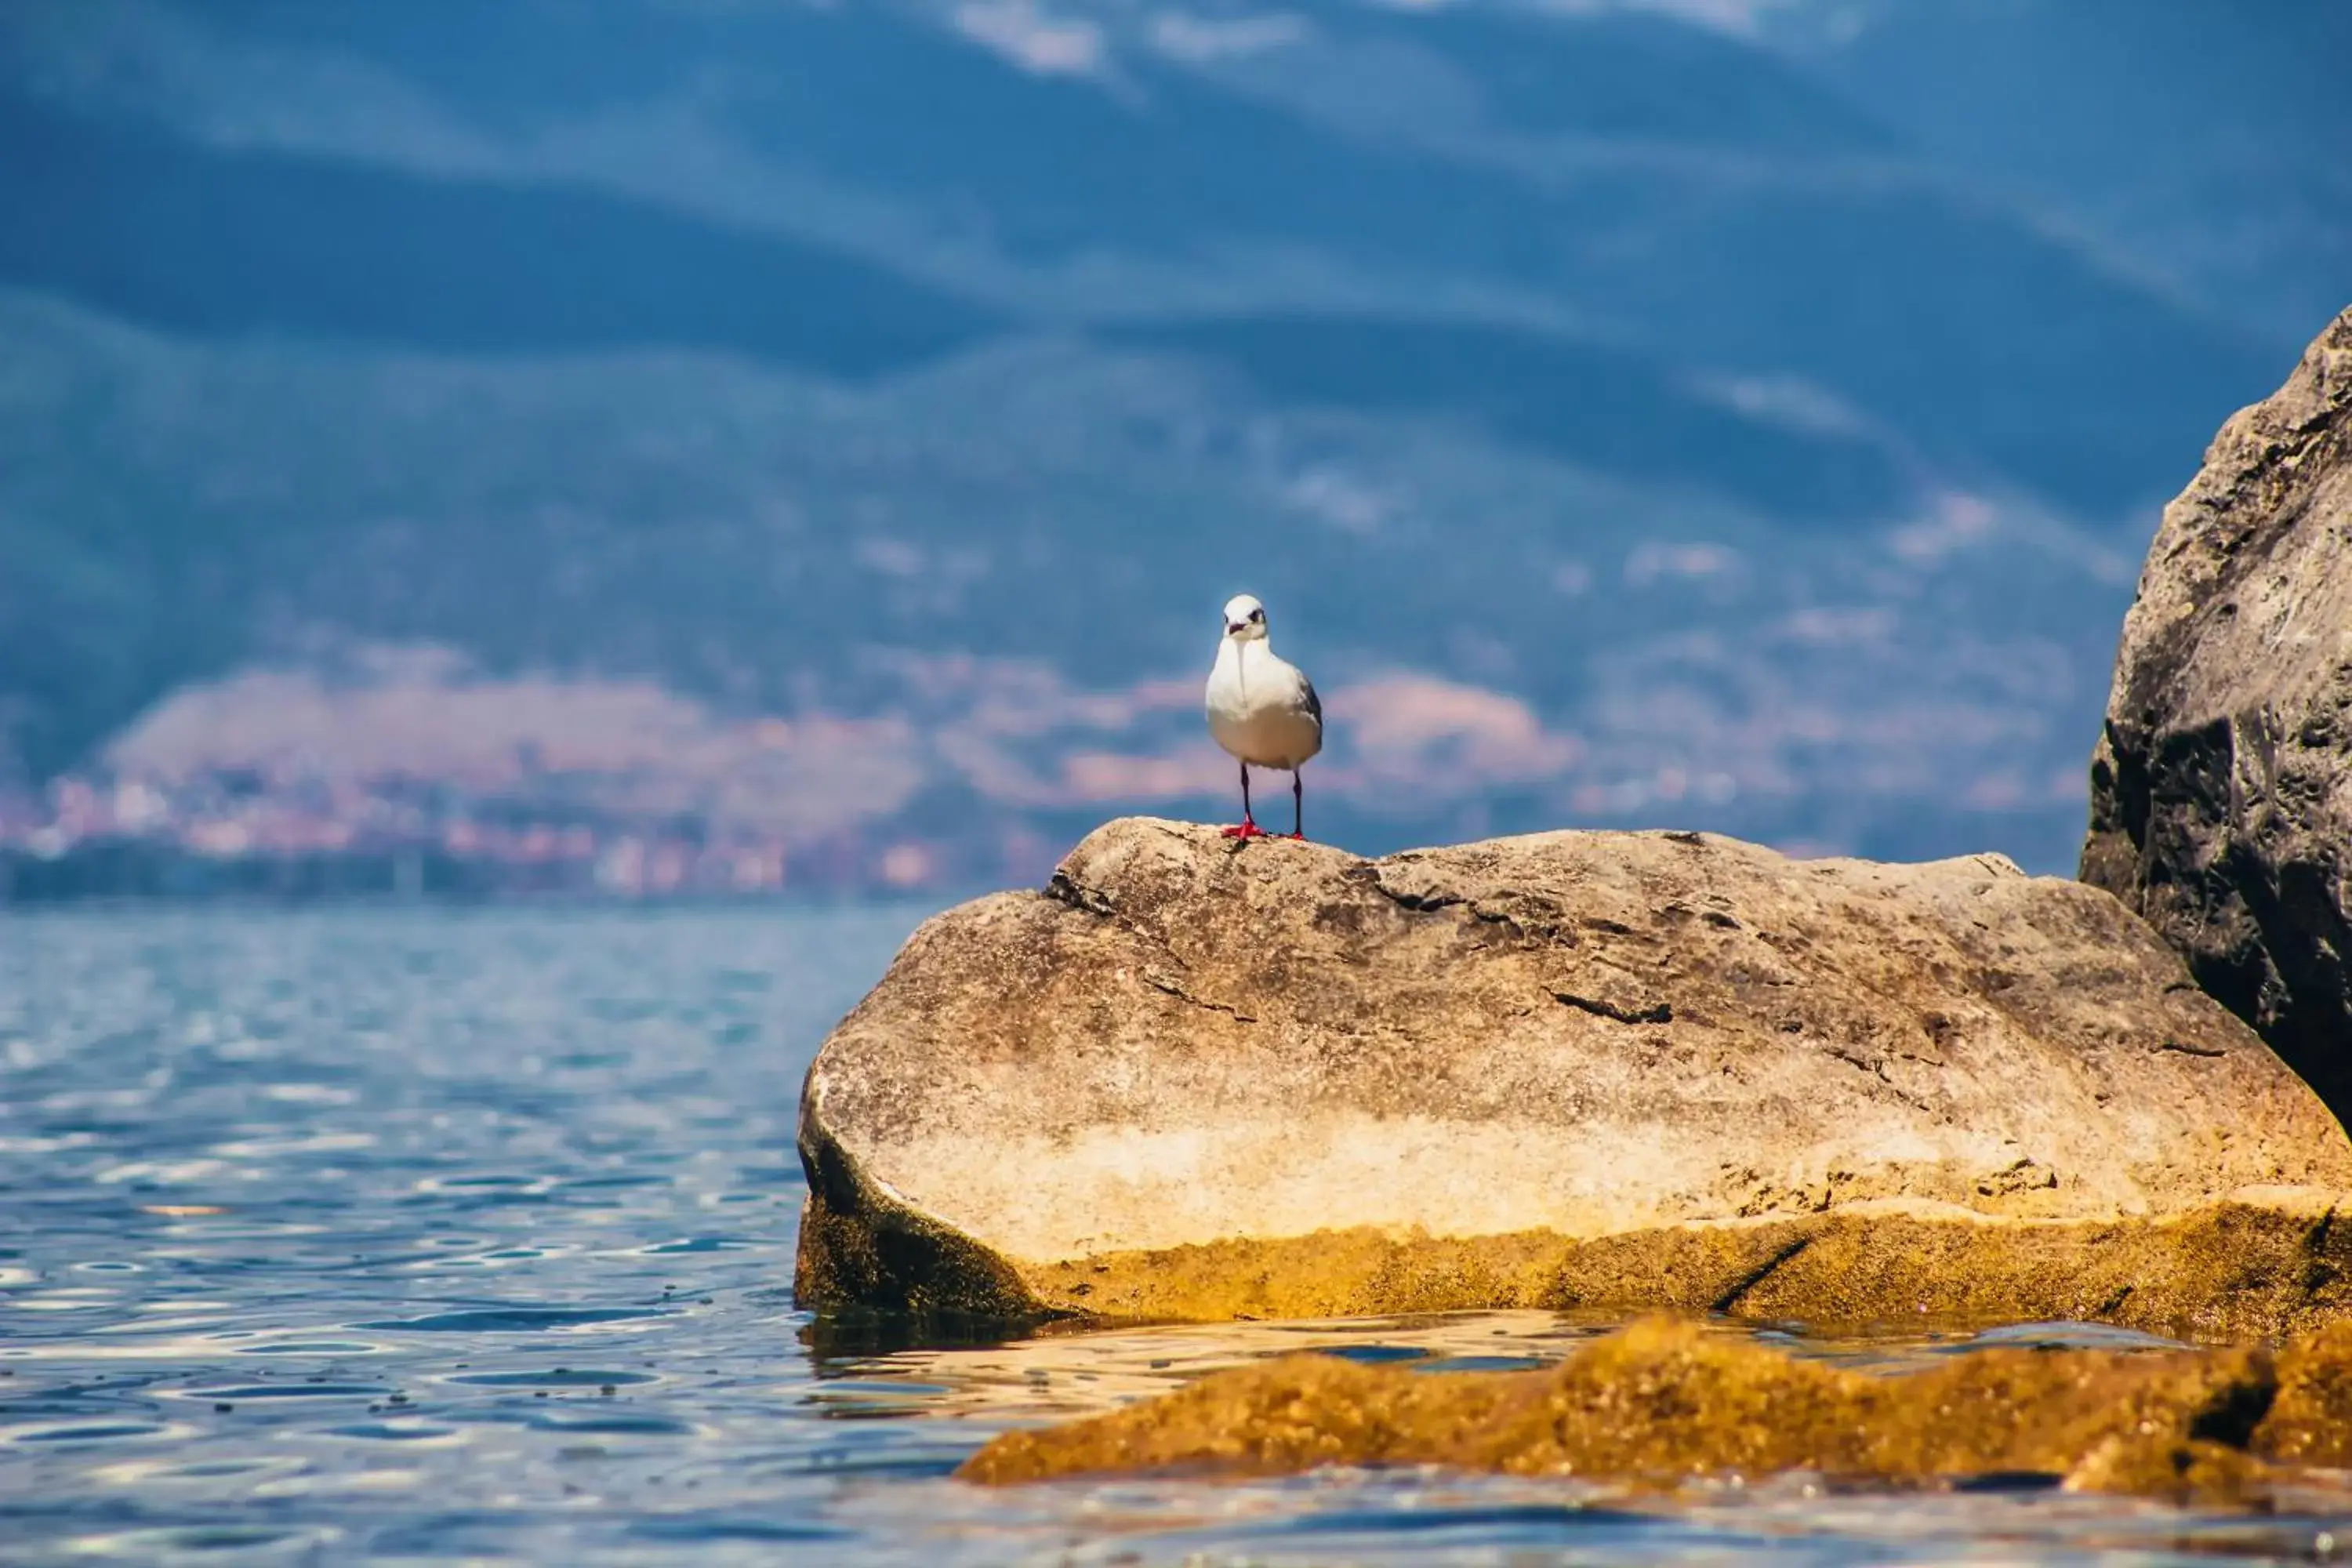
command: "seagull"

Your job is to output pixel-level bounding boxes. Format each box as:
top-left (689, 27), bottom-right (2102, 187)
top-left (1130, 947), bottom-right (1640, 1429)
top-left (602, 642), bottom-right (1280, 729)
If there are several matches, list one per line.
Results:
top-left (1204, 593), bottom-right (1323, 840)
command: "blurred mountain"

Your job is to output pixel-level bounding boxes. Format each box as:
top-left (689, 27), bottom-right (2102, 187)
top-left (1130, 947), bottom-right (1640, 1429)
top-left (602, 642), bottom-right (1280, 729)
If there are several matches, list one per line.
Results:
top-left (0, 0), bottom-right (2338, 887)
top-left (1764, 0), bottom-right (2352, 350)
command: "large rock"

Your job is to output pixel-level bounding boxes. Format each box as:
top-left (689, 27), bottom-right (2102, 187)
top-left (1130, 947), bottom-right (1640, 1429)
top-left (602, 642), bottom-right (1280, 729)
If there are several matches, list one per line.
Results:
top-left (2083, 306), bottom-right (2352, 1116)
top-left (797, 818), bottom-right (2352, 1334)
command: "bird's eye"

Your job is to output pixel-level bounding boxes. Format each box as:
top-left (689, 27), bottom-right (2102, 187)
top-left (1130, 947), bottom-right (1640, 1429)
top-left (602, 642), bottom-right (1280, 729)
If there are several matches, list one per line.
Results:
top-left (1250, 608), bottom-right (1265, 622)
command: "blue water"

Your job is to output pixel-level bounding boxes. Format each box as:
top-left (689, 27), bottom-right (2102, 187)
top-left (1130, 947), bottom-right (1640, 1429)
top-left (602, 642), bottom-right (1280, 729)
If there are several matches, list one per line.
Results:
top-left (3, 906), bottom-right (2347, 1565)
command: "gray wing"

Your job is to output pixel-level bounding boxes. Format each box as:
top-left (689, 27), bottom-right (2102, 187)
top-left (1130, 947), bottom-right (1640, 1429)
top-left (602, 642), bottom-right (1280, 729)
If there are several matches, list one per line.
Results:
top-left (1299, 672), bottom-right (1323, 730)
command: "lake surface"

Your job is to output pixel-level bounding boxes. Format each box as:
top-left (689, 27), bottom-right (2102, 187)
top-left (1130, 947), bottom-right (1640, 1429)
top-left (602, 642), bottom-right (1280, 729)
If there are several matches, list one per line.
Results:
top-left (3, 906), bottom-right (2348, 1565)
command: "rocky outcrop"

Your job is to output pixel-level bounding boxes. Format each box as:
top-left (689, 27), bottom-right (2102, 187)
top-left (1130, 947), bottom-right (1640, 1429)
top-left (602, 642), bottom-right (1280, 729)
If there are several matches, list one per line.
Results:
top-left (795, 818), bottom-right (2352, 1334)
top-left (2083, 306), bottom-right (2352, 1116)
top-left (958, 1315), bottom-right (2352, 1503)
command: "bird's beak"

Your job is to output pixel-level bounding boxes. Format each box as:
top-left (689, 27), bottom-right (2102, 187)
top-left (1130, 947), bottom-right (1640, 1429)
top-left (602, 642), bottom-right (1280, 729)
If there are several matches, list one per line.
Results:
top-left (1226, 622), bottom-right (1247, 635)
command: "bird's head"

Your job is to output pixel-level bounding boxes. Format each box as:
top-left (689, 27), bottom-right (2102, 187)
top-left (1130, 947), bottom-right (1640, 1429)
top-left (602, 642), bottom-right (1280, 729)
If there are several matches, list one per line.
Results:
top-left (1222, 593), bottom-right (1269, 642)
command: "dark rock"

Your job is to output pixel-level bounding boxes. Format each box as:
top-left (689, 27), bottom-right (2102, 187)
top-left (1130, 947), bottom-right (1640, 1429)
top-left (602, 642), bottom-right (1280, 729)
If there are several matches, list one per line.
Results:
top-left (2083, 306), bottom-right (2352, 1115)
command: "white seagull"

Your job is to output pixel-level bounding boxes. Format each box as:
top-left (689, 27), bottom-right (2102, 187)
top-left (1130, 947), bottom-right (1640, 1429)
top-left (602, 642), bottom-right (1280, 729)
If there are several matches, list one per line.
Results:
top-left (1204, 593), bottom-right (1323, 840)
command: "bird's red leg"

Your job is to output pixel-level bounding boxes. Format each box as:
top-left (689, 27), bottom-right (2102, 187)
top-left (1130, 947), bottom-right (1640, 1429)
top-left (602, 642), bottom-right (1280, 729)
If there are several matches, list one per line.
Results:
top-left (1221, 760), bottom-right (1266, 838)
top-left (1286, 770), bottom-right (1306, 840)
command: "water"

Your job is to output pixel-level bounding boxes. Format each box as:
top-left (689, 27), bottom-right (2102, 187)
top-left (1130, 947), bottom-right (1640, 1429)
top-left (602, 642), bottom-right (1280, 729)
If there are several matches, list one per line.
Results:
top-left (2, 906), bottom-right (2347, 1565)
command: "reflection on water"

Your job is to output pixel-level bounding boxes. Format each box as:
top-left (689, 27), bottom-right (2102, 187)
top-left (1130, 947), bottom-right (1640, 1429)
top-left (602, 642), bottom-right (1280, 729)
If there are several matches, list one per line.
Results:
top-left (1, 907), bottom-right (2347, 1564)
top-left (809, 1308), bottom-right (2216, 1428)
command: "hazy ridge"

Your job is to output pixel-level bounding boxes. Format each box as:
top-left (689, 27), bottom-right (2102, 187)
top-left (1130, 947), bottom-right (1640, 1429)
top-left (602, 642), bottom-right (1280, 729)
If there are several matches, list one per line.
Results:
top-left (2, 0), bottom-right (2339, 887)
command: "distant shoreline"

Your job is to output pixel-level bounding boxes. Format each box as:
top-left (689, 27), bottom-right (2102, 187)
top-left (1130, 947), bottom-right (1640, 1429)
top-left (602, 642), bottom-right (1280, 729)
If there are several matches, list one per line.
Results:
top-left (0, 846), bottom-right (967, 909)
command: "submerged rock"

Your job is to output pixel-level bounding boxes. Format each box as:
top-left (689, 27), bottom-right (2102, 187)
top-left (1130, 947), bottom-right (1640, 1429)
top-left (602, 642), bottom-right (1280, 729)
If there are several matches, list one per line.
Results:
top-left (957, 1315), bottom-right (2343, 1503)
top-left (2082, 305), bottom-right (2352, 1116)
top-left (2257, 1319), bottom-right (2352, 1468)
top-left (796, 818), bottom-right (2352, 1333)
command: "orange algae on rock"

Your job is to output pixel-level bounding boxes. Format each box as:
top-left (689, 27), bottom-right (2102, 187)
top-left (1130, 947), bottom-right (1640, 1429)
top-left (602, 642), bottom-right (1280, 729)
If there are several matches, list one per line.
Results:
top-left (958, 1316), bottom-right (2350, 1503)
top-left (986, 1196), bottom-right (2352, 1341)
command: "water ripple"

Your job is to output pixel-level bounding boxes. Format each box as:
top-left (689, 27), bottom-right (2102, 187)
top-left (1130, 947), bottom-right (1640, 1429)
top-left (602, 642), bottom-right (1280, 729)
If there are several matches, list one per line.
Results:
top-left (5, 906), bottom-right (2350, 1565)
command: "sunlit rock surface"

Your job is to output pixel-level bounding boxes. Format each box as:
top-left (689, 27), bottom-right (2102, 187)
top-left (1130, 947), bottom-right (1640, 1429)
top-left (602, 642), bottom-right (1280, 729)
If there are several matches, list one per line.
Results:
top-left (795, 818), bottom-right (2352, 1331)
top-left (2083, 304), bottom-right (2352, 1118)
top-left (956, 1316), bottom-right (2352, 1502)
